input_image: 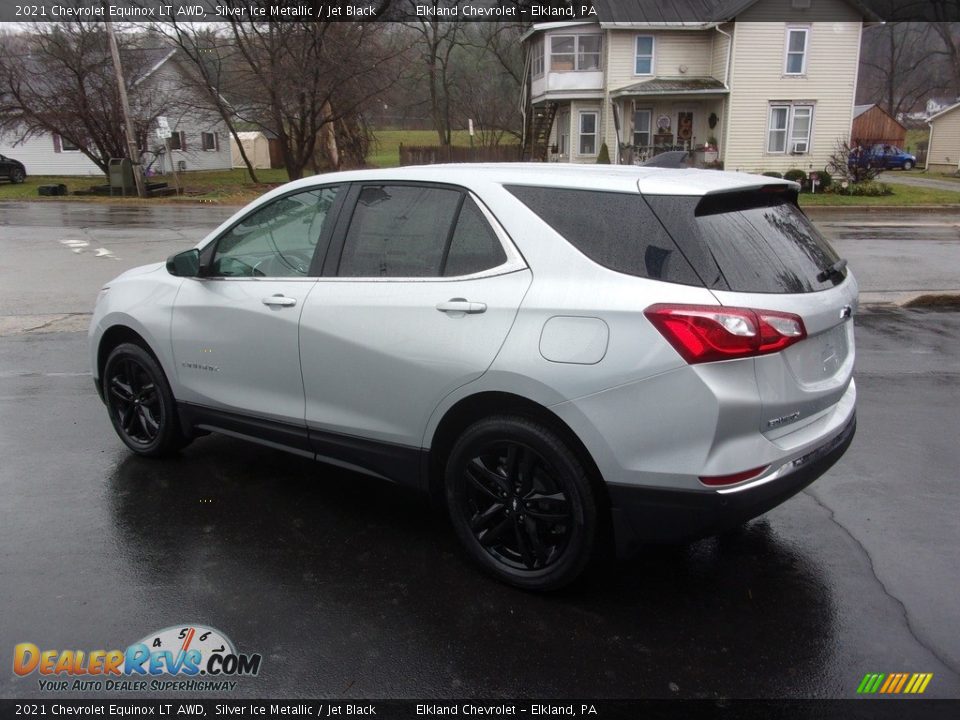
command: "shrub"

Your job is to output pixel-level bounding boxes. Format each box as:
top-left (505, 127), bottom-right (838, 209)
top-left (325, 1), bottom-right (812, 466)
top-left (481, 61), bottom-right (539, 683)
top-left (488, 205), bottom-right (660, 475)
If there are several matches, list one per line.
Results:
top-left (596, 143), bottom-right (611, 164)
top-left (783, 169), bottom-right (807, 184)
top-left (815, 170), bottom-right (833, 190)
top-left (826, 181), bottom-right (893, 196)
top-left (762, 171), bottom-right (783, 179)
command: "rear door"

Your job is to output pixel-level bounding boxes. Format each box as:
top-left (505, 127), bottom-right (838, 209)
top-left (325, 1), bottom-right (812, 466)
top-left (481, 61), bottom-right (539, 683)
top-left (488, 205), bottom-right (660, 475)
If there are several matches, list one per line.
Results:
top-left (299, 183), bottom-right (531, 451)
top-left (645, 190), bottom-right (857, 436)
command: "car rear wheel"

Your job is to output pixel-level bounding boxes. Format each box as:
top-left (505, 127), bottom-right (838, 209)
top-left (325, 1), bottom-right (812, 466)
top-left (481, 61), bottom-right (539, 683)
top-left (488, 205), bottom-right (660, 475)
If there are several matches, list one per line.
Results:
top-left (445, 416), bottom-right (597, 591)
top-left (902, 160), bottom-right (914, 171)
top-left (104, 343), bottom-right (189, 457)
top-left (10, 168), bottom-right (25, 183)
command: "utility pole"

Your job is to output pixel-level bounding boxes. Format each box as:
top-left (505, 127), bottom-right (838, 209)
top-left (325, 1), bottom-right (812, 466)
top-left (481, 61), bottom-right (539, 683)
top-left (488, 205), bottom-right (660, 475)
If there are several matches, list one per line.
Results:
top-left (105, 19), bottom-right (147, 198)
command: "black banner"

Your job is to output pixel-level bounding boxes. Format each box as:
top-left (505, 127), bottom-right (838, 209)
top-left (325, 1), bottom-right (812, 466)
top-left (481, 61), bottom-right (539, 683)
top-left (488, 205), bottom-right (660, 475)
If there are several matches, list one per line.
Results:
top-left (1, 699), bottom-right (959, 720)
top-left (1, 0), bottom-right (959, 24)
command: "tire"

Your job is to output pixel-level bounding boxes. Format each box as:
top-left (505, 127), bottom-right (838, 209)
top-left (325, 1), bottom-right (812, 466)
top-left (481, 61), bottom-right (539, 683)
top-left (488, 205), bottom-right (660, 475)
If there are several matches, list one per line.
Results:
top-left (445, 416), bottom-right (597, 591)
top-left (103, 342), bottom-right (189, 457)
top-left (902, 160), bottom-right (914, 171)
top-left (10, 168), bottom-right (25, 184)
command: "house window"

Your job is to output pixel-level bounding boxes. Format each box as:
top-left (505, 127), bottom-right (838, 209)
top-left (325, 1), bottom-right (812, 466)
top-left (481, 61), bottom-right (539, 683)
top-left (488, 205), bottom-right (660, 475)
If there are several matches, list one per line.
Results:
top-left (768, 104), bottom-right (813, 153)
top-left (577, 35), bottom-right (601, 71)
top-left (633, 109), bottom-right (652, 147)
top-left (550, 34), bottom-right (602, 72)
top-left (531, 39), bottom-right (544, 78)
top-left (635, 36), bottom-right (654, 75)
top-left (785, 28), bottom-right (808, 75)
top-left (60, 137), bottom-right (80, 152)
top-left (579, 111), bottom-right (598, 155)
top-left (201, 132), bottom-right (218, 151)
top-left (168, 131), bottom-right (185, 151)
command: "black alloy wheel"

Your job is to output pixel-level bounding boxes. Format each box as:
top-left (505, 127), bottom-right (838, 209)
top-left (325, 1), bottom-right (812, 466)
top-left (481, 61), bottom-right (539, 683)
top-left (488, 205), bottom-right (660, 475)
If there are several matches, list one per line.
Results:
top-left (104, 343), bottom-right (188, 457)
top-left (10, 168), bottom-right (25, 183)
top-left (446, 416), bottom-right (596, 591)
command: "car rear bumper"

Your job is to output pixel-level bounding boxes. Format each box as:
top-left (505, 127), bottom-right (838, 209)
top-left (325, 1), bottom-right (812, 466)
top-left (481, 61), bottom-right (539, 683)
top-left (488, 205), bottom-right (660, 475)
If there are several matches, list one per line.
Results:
top-left (607, 412), bottom-right (856, 556)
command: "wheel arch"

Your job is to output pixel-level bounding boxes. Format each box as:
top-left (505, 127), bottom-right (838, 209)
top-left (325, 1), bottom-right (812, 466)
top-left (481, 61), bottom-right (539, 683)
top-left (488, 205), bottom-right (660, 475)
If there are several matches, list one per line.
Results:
top-left (426, 391), bottom-right (610, 513)
top-left (97, 324), bottom-right (163, 387)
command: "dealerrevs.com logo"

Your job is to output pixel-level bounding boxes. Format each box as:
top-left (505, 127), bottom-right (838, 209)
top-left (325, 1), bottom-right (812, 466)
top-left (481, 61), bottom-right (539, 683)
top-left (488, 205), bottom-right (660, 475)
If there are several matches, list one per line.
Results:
top-left (14, 625), bottom-right (262, 692)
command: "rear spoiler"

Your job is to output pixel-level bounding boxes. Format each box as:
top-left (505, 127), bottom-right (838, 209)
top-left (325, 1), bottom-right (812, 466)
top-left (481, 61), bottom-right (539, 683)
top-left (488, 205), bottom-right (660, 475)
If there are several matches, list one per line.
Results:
top-left (694, 184), bottom-right (801, 216)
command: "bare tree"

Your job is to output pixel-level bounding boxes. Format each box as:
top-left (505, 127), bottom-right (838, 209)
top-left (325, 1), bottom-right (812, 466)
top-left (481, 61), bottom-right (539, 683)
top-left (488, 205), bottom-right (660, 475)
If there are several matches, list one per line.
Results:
top-left (158, 9), bottom-right (404, 181)
top-left (930, 23), bottom-right (960, 98)
top-left (155, 24), bottom-right (261, 182)
top-left (407, 1), bottom-right (466, 146)
top-left (0, 22), bottom-right (175, 175)
top-left (858, 23), bottom-right (948, 117)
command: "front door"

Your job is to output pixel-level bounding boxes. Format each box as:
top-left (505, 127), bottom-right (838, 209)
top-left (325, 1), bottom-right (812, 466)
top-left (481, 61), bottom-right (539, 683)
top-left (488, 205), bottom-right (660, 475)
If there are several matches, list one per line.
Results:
top-left (677, 111), bottom-right (694, 148)
top-left (170, 186), bottom-right (341, 425)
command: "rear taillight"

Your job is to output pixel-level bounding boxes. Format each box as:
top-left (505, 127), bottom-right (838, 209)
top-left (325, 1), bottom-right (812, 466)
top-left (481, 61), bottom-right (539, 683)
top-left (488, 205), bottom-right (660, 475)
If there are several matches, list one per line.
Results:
top-left (644, 304), bottom-right (806, 364)
top-left (700, 466), bottom-right (769, 487)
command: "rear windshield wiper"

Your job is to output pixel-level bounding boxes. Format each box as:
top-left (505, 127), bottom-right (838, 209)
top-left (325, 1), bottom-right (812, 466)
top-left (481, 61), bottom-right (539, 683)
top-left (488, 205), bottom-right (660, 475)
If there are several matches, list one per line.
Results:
top-left (817, 258), bottom-right (848, 283)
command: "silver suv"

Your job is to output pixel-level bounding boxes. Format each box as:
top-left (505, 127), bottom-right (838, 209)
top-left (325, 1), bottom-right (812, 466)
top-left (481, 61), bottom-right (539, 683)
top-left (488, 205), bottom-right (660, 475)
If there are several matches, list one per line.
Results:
top-left (90, 164), bottom-right (857, 590)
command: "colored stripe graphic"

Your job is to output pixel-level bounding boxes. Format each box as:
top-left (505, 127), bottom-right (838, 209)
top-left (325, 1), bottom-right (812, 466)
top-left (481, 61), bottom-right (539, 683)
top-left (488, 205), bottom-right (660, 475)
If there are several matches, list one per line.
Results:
top-left (857, 672), bottom-right (933, 694)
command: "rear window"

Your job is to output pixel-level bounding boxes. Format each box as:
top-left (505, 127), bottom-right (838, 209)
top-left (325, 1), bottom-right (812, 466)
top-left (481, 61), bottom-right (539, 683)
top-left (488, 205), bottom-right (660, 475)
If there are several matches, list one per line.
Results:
top-left (505, 185), bottom-right (702, 286)
top-left (644, 191), bottom-right (845, 294)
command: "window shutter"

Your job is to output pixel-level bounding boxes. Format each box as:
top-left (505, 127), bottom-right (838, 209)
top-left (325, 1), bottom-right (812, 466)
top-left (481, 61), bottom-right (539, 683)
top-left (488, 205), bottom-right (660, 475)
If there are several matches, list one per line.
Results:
top-left (180, 131), bottom-right (186, 150)
top-left (53, 134), bottom-right (62, 153)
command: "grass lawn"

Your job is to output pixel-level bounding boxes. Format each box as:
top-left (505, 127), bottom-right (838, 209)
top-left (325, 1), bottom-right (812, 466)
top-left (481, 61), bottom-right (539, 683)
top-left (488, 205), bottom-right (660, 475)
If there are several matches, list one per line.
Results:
top-left (368, 129), bottom-right (517, 168)
top-left (800, 183), bottom-right (960, 206)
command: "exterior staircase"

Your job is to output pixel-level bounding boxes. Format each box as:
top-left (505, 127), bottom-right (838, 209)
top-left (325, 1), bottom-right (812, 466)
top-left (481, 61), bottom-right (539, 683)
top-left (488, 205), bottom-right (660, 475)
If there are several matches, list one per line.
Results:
top-left (522, 102), bottom-right (558, 162)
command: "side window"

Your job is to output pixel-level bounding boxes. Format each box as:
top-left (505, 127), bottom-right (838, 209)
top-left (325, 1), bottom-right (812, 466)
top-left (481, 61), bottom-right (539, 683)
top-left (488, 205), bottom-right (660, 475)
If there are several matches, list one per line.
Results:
top-left (212, 186), bottom-right (339, 278)
top-left (338, 185), bottom-right (461, 278)
top-left (443, 197), bottom-right (507, 277)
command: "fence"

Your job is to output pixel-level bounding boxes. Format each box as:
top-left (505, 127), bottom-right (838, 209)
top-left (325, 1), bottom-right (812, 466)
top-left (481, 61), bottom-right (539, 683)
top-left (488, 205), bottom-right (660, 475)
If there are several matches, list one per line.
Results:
top-left (399, 144), bottom-right (522, 166)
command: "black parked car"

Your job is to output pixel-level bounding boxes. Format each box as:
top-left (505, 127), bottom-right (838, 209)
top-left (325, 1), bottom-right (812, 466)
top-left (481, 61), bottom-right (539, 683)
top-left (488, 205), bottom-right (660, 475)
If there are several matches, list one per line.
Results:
top-left (0, 154), bottom-right (27, 183)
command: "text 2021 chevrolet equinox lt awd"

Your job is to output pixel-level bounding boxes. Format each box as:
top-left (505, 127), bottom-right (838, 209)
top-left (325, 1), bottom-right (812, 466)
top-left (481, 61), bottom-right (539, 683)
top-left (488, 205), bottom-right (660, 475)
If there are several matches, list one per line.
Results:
top-left (90, 164), bottom-right (856, 590)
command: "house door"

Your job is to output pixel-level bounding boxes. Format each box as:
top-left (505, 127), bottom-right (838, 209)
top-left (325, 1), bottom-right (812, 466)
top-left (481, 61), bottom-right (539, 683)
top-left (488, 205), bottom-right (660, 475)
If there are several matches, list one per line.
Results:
top-left (677, 111), bottom-right (694, 148)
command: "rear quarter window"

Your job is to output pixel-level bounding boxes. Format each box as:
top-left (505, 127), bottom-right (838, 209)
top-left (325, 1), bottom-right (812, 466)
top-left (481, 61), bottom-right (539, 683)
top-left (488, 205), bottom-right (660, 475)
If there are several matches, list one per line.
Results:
top-left (504, 185), bottom-right (702, 286)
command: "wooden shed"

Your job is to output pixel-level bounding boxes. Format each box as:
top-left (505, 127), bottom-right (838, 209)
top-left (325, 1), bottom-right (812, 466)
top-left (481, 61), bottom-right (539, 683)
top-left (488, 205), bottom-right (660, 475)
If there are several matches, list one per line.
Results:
top-left (851, 104), bottom-right (907, 148)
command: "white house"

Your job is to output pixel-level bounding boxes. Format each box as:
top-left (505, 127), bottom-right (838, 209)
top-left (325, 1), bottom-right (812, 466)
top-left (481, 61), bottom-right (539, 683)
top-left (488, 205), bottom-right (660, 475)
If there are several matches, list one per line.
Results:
top-left (925, 101), bottom-right (960, 174)
top-left (0, 47), bottom-right (231, 177)
top-left (523, 0), bottom-right (877, 174)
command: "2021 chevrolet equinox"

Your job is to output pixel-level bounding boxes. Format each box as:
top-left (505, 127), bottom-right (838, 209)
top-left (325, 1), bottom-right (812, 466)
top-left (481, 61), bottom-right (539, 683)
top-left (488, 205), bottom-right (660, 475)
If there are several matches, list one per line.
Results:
top-left (90, 164), bottom-right (857, 590)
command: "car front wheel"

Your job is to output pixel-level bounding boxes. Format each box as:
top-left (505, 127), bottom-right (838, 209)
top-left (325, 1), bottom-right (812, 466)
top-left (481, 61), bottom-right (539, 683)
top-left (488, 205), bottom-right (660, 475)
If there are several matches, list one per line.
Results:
top-left (103, 343), bottom-right (189, 457)
top-left (445, 416), bottom-right (597, 591)
top-left (10, 168), bottom-right (25, 183)
top-left (902, 160), bottom-right (914, 171)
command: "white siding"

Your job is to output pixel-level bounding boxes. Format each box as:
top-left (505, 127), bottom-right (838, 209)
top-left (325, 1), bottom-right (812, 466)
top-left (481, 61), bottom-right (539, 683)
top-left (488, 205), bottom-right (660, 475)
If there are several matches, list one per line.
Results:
top-left (0, 131), bottom-right (104, 176)
top-left (926, 107), bottom-right (960, 172)
top-left (723, 0), bottom-right (862, 173)
top-left (606, 30), bottom-right (713, 92)
top-left (144, 61), bottom-right (232, 173)
top-left (710, 24), bottom-right (732, 86)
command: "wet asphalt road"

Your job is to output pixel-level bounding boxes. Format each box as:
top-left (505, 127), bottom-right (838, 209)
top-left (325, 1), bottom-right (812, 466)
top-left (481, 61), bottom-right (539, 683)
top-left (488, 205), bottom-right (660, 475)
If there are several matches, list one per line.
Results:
top-left (1, 312), bottom-right (958, 700)
top-left (0, 202), bottom-right (959, 700)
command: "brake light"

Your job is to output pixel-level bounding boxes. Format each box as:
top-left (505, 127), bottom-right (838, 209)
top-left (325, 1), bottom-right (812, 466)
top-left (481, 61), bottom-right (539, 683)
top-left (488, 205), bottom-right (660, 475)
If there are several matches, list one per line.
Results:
top-left (700, 466), bottom-right (769, 487)
top-left (644, 303), bottom-right (806, 364)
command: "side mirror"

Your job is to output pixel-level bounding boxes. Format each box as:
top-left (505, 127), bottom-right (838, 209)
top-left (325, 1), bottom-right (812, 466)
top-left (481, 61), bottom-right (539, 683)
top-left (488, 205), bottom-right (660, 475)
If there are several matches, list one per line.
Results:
top-left (166, 248), bottom-right (201, 277)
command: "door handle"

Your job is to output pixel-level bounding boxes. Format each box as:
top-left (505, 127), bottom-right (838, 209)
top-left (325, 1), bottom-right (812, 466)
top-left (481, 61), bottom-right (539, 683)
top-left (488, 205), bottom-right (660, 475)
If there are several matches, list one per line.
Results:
top-left (436, 298), bottom-right (487, 314)
top-left (262, 295), bottom-right (297, 307)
